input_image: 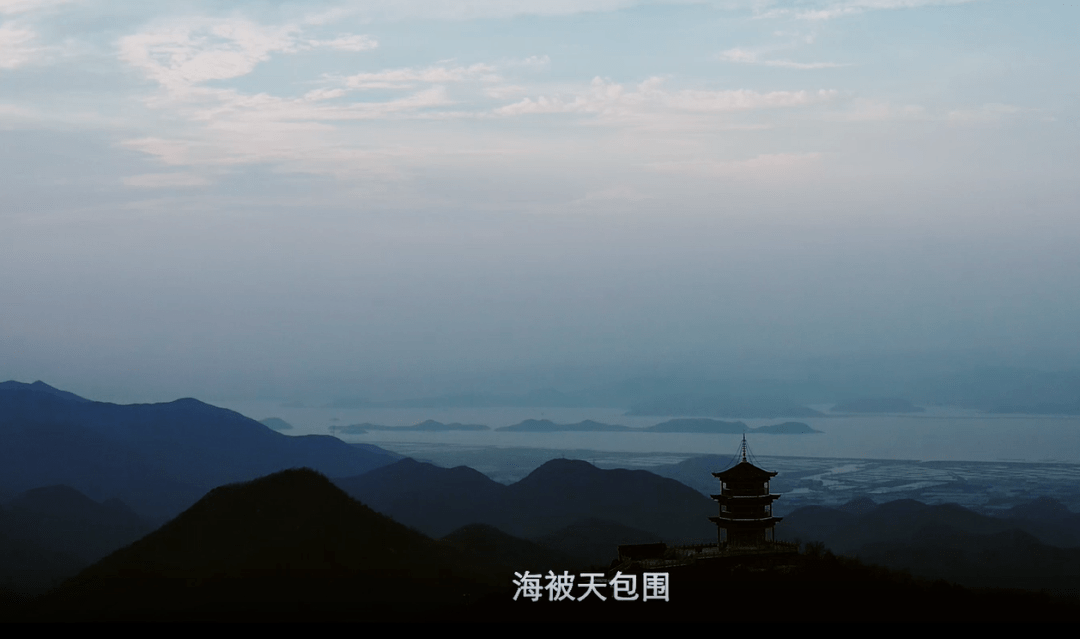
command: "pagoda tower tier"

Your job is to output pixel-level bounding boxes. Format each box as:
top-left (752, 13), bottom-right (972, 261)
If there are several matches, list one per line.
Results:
top-left (710, 435), bottom-right (783, 547)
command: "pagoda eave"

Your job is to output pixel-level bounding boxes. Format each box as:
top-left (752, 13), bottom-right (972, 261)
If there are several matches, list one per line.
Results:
top-left (708, 516), bottom-right (783, 527)
top-left (710, 493), bottom-right (781, 502)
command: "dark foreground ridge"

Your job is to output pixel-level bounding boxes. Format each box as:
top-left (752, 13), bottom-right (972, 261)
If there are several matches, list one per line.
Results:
top-left (10, 466), bottom-right (1080, 622)
top-left (27, 469), bottom-right (502, 621)
top-left (464, 550), bottom-right (1080, 623)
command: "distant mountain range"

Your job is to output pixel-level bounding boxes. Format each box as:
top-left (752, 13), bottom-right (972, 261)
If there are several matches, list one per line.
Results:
top-left (343, 418), bottom-right (819, 434)
top-left (0, 381), bottom-right (398, 521)
top-left (344, 419), bottom-right (490, 433)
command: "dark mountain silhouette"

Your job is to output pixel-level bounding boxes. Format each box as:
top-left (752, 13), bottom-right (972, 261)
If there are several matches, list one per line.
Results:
top-left (334, 458), bottom-right (510, 538)
top-left (534, 518), bottom-right (664, 567)
top-left (0, 380), bottom-right (90, 403)
top-left (830, 397), bottom-right (924, 413)
top-left (440, 523), bottom-right (582, 573)
top-left (1007, 496), bottom-right (1076, 522)
top-left (777, 498), bottom-right (1080, 594)
top-left (502, 459), bottom-right (715, 540)
top-left (5, 485), bottom-right (150, 564)
top-left (0, 485), bottom-right (152, 593)
top-left (33, 469), bottom-right (502, 621)
top-left (336, 458), bottom-right (716, 543)
top-left (0, 418), bottom-right (199, 523)
top-left (0, 381), bottom-right (397, 521)
top-left (12, 466), bottom-right (1080, 621)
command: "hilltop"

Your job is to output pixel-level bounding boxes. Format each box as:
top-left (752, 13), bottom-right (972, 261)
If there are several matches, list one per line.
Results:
top-left (0, 381), bottom-right (397, 521)
top-left (33, 469), bottom-right (501, 621)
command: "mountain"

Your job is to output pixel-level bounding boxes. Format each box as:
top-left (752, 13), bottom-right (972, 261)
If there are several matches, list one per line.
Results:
top-left (751, 421), bottom-right (820, 434)
top-left (0, 381), bottom-right (90, 403)
top-left (259, 417), bottom-right (293, 431)
top-left (358, 420), bottom-right (490, 431)
top-left (503, 459), bottom-right (715, 540)
top-left (4, 485), bottom-right (150, 565)
top-left (334, 458), bottom-right (510, 538)
top-left (777, 498), bottom-right (1080, 594)
top-left (0, 381), bottom-right (397, 521)
top-left (338, 458), bottom-right (716, 544)
top-left (533, 518), bottom-right (664, 567)
top-left (440, 523), bottom-right (583, 573)
top-left (643, 418), bottom-right (747, 433)
top-left (496, 419), bottom-right (631, 432)
top-left (33, 469), bottom-right (501, 621)
top-left (0, 485), bottom-right (152, 593)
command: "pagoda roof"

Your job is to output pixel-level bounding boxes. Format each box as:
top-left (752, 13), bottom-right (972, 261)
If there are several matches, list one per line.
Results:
top-left (711, 493), bottom-right (781, 503)
top-left (712, 460), bottom-right (778, 480)
top-left (708, 515), bottom-right (784, 527)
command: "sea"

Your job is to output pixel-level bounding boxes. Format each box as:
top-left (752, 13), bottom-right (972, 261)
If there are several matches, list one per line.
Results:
top-left (214, 401), bottom-right (1080, 513)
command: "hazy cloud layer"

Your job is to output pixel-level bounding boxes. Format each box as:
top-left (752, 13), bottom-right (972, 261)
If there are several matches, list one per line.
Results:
top-left (0, 0), bottom-right (1077, 401)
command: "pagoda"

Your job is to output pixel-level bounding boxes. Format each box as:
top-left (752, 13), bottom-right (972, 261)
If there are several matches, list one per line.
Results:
top-left (709, 435), bottom-right (782, 547)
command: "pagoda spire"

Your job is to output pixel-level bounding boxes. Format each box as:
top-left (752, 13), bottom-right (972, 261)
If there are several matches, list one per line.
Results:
top-left (740, 433), bottom-right (748, 463)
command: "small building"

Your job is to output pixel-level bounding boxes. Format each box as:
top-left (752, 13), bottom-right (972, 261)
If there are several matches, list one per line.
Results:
top-left (709, 435), bottom-right (782, 547)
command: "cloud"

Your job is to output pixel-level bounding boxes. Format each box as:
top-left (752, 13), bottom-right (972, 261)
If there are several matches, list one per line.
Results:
top-left (716, 47), bottom-right (848, 69)
top-left (484, 84), bottom-right (527, 99)
top-left (756, 0), bottom-right (980, 21)
top-left (307, 34), bottom-right (378, 52)
top-left (109, 12), bottom-right (837, 187)
top-left (666, 87), bottom-right (837, 111)
top-left (495, 76), bottom-right (837, 120)
top-left (123, 172), bottom-right (212, 188)
top-left (116, 83), bottom-right (462, 184)
top-left (324, 0), bottom-right (646, 22)
top-left (118, 18), bottom-right (378, 93)
top-left (0, 21), bottom-right (36, 69)
top-left (0, 0), bottom-right (74, 15)
top-left (344, 63), bottom-right (499, 89)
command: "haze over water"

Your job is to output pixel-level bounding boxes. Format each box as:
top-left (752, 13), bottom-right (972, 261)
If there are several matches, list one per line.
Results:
top-left (220, 401), bottom-right (1080, 465)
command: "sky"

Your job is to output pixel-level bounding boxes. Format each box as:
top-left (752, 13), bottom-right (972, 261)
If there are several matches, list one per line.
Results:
top-left (1, 0), bottom-right (1078, 402)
